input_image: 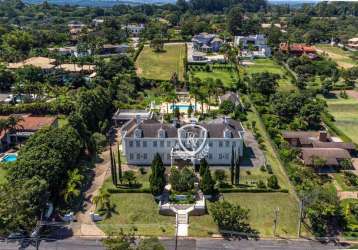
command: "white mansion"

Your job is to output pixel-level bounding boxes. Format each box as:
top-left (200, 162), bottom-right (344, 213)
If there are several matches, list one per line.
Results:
top-left (121, 117), bottom-right (245, 166)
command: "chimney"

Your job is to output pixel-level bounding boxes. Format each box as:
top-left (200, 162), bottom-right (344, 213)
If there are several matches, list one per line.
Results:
top-left (319, 131), bottom-right (328, 142)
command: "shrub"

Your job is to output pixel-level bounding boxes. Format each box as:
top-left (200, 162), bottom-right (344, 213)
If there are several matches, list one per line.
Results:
top-left (139, 167), bottom-right (146, 175)
top-left (214, 169), bottom-right (227, 183)
top-left (92, 132), bottom-right (107, 153)
top-left (266, 164), bottom-right (273, 174)
top-left (260, 165), bottom-right (266, 172)
top-left (267, 175), bottom-right (279, 189)
top-left (256, 180), bottom-right (266, 189)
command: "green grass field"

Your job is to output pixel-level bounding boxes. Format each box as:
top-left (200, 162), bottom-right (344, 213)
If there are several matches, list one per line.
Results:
top-left (136, 44), bottom-right (185, 81)
top-left (333, 173), bottom-right (358, 192)
top-left (316, 44), bottom-right (357, 69)
top-left (243, 59), bottom-right (296, 92)
top-left (0, 167), bottom-right (7, 184)
top-left (190, 193), bottom-right (302, 237)
top-left (190, 67), bottom-right (239, 88)
top-left (97, 193), bottom-right (175, 237)
top-left (326, 95), bottom-right (358, 144)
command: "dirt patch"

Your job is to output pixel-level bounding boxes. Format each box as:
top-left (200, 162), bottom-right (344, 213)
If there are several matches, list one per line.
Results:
top-left (316, 48), bottom-right (355, 69)
top-left (346, 90), bottom-right (358, 101)
top-left (136, 66), bottom-right (143, 75)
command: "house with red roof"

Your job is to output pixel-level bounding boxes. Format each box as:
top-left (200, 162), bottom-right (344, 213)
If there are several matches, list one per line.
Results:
top-left (279, 42), bottom-right (318, 59)
top-left (0, 114), bottom-right (58, 152)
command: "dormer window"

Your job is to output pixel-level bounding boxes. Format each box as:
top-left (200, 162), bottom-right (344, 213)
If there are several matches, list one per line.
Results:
top-left (223, 128), bottom-right (232, 138)
top-left (158, 128), bottom-right (166, 138)
top-left (134, 128), bottom-right (142, 138)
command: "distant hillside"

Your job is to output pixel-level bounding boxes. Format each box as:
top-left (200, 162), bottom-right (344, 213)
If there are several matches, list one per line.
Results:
top-left (24, 0), bottom-right (322, 7)
top-left (23, 0), bottom-right (175, 6)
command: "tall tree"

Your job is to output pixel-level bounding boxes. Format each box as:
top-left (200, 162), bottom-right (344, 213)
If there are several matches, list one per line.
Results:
top-left (230, 147), bottom-right (235, 185)
top-left (235, 152), bottom-right (240, 185)
top-left (199, 158), bottom-right (209, 177)
top-left (200, 167), bottom-right (215, 195)
top-left (117, 145), bottom-right (122, 184)
top-left (227, 5), bottom-right (244, 35)
top-left (149, 153), bottom-right (166, 196)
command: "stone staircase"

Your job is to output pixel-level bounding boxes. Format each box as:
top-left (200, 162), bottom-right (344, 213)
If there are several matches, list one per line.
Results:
top-left (176, 211), bottom-right (189, 237)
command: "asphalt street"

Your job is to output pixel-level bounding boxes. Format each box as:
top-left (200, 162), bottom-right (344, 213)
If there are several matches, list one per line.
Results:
top-left (0, 238), bottom-right (353, 250)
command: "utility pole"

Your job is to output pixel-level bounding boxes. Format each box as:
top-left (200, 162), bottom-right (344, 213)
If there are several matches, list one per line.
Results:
top-left (297, 198), bottom-right (304, 238)
top-left (273, 207), bottom-right (280, 237)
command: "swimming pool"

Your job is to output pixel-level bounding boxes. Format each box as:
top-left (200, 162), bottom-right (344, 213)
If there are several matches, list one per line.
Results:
top-left (1, 154), bottom-right (17, 163)
top-left (170, 104), bottom-right (195, 111)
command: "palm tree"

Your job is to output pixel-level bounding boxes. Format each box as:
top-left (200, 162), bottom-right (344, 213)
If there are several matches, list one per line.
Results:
top-left (160, 81), bottom-right (174, 113)
top-left (6, 115), bottom-right (24, 146)
top-left (189, 78), bottom-right (201, 113)
top-left (63, 182), bottom-right (80, 203)
top-left (68, 169), bottom-right (84, 187)
top-left (92, 189), bottom-right (110, 209)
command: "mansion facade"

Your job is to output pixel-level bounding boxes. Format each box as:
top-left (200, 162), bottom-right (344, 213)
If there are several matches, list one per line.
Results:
top-left (121, 117), bottom-right (245, 166)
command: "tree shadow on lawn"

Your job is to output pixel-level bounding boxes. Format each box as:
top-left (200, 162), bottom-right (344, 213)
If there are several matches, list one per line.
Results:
top-left (115, 183), bottom-right (143, 189)
top-left (220, 227), bottom-right (260, 241)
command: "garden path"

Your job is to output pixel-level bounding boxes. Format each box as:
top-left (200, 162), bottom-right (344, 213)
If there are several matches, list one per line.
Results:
top-left (72, 129), bottom-right (129, 237)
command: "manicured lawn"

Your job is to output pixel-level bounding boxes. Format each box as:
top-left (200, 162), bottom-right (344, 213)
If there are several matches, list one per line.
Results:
top-left (136, 44), bottom-right (185, 81)
top-left (325, 95), bottom-right (358, 144)
top-left (102, 167), bottom-right (151, 190)
top-left (190, 67), bottom-right (239, 88)
top-left (190, 193), bottom-right (303, 237)
top-left (97, 193), bottom-right (175, 237)
top-left (0, 167), bottom-right (7, 184)
top-left (333, 173), bottom-right (358, 192)
top-left (242, 59), bottom-right (297, 92)
top-left (210, 167), bottom-right (271, 187)
top-left (316, 44), bottom-right (357, 69)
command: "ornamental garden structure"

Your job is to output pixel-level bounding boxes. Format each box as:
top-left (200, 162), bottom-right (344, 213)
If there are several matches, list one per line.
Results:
top-left (121, 116), bottom-right (245, 166)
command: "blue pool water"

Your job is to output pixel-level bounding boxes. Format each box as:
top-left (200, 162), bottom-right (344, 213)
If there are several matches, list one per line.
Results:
top-left (1, 154), bottom-right (17, 163)
top-left (170, 104), bottom-right (195, 111)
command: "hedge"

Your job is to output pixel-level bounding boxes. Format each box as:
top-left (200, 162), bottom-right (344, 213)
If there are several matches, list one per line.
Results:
top-left (219, 188), bottom-right (289, 193)
top-left (107, 187), bottom-right (152, 193)
top-left (0, 101), bottom-right (74, 115)
top-left (133, 43), bottom-right (144, 62)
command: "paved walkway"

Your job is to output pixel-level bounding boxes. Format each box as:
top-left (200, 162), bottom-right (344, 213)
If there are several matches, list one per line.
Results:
top-left (330, 173), bottom-right (358, 200)
top-left (241, 131), bottom-right (266, 168)
top-left (73, 130), bottom-right (122, 237)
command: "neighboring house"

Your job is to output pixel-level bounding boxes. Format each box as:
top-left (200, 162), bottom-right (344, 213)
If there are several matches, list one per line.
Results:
top-left (112, 109), bottom-right (153, 127)
top-left (92, 18), bottom-right (104, 27)
top-left (279, 43), bottom-right (318, 59)
top-left (68, 21), bottom-right (87, 35)
top-left (0, 114), bottom-right (58, 151)
top-left (48, 46), bottom-right (91, 58)
top-left (122, 24), bottom-right (145, 37)
top-left (57, 64), bottom-right (95, 74)
top-left (192, 33), bottom-right (223, 53)
top-left (219, 92), bottom-right (241, 106)
top-left (300, 148), bottom-right (351, 168)
top-left (121, 117), bottom-right (244, 166)
top-left (8, 57), bottom-right (56, 71)
top-left (234, 34), bottom-right (271, 58)
top-left (192, 51), bottom-right (207, 62)
top-left (99, 44), bottom-right (130, 55)
top-left (282, 131), bottom-right (355, 169)
top-left (347, 38), bottom-right (358, 51)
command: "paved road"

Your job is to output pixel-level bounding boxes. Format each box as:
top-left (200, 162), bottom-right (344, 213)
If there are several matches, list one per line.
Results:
top-left (0, 238), bottom-right (352, 250)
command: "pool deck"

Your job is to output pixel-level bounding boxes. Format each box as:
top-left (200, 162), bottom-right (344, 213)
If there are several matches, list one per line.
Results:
top-left (160, 101), bottom-right (215, 114)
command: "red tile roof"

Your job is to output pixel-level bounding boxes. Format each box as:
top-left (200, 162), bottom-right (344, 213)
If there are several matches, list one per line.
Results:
top-left (0, 115), bottom-right (57, 140)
